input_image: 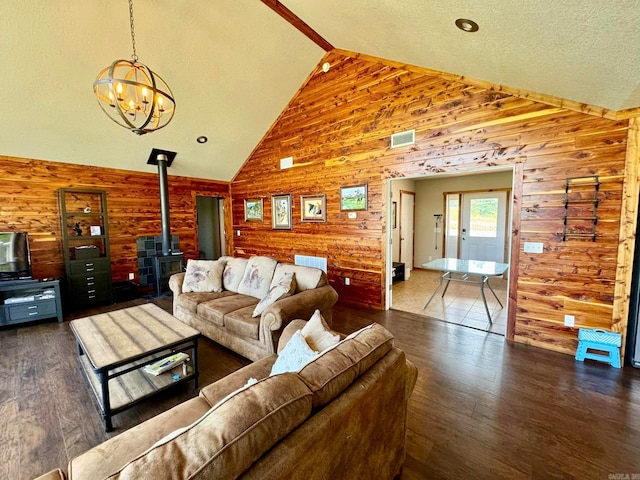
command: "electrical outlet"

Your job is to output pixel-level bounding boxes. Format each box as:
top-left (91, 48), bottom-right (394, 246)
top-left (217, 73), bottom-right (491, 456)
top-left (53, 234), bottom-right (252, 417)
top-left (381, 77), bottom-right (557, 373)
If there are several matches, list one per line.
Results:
top-left (237, 230), bottom-right (240, 236)
top-left (428, 256), bottom-right (432, 261)
top-left (128, 272), bottom-right (134, 280)
top-left (348, 212), bottom-right (357, 219)
top-left (564, 314), bottom-right (575, 327)
top-left (345, 277), bottom-right (350, 286)
top-left (524, 242), bottom-right (544, 253)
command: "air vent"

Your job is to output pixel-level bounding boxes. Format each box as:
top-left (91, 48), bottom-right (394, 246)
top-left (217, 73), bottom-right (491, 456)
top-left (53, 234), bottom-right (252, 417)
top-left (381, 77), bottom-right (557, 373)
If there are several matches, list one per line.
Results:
top-left (390, 129), bottom-right (415, 148)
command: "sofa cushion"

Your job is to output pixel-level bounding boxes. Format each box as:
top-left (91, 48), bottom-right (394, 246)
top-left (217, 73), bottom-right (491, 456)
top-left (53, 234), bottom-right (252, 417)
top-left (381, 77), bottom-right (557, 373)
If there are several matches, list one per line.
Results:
top-left (223, 305), bottom-right (261, 340)
top-left (252, 271), bottom-right (296, 317)
top-left (297, 323), bottom-right (394, 409)
top-left (301, 309), bottom-right (341, 352)
top-left (222, 257), bottom-right (248, 293)
top-left (182, 259), bottom-right (225, 293)
top-left (107, 373), bottom-right (312, 480)
top-left (270, 263), bottom-right (327, 292)
top-left (238, 256), bottom-right (278, 299)
top-left (197, 295), bottom-right (259, 326)
top-left (270, 330), bottom-right (319, 376)
top-left (176, 291), bottom-right (235, 315)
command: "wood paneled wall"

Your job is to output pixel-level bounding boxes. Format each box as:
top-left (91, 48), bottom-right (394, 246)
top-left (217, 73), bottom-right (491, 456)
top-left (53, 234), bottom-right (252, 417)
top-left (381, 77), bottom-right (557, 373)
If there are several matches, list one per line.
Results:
top-left (0, 156), bottom-right (230, 285)
top-left (231, 50), bottom-right (635, 355)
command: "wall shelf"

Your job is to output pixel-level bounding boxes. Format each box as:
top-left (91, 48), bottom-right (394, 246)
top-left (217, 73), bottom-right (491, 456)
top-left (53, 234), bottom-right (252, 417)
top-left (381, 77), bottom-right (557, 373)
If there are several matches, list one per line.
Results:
top-left (562, 176), bottom-right (599, 241)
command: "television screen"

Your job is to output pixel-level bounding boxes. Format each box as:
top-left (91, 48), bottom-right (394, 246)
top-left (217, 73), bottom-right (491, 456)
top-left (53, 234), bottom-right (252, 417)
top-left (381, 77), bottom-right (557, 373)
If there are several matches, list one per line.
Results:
top-left (0, 232), bottom-right (32, 280)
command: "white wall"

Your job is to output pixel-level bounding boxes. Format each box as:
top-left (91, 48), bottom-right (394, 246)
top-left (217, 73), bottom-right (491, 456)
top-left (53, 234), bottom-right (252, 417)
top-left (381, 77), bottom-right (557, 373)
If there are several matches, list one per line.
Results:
top-left (390, 179), bottom-right (416, 262)
top-left (412, 171), bottom-right (513, 268)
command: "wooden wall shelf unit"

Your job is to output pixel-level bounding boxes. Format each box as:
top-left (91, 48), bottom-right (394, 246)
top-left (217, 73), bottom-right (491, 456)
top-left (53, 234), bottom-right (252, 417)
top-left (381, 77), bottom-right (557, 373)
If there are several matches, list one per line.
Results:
top-left (562, 176), bottom-right (600, 241)
top-left (0, 279), bottom-right (63, 326)
top-left (58, 188), bottom-right (113, 308)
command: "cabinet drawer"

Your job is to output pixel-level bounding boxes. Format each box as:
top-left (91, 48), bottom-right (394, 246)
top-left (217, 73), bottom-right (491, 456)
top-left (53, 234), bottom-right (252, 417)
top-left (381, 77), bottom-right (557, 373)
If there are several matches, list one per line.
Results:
top-left (69, 274), bottom-right (110, 303)
top-left (70, 258), bottom-right (110, 275)
top-left (7, 300), bottom-right (57, 321)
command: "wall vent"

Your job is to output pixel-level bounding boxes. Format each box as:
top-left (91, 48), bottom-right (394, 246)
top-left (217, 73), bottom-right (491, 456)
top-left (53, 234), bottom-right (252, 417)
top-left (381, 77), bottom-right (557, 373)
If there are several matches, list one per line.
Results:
top-left (294, 254), bottom-right (327, 272)
top-left (390, 129), bottom-right (415, 148)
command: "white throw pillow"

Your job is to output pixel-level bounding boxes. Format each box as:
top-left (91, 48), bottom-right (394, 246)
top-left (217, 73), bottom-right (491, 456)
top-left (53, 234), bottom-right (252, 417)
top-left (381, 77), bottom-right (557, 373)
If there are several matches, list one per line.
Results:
top-left (270, 330), bottom-right (318, 376)
top-left (252, 272), bottom-right (296, 317)
top-left (301, 309), bottom-right (341, 352)
top-left (182, 259), bottom-right (225, 293)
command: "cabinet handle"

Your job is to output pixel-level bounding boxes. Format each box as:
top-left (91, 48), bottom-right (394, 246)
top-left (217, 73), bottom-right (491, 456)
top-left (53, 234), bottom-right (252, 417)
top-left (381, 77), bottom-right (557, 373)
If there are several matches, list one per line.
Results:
top-left (87, 276), bottom-right (95, 281)
top-left (86, 268), bottom-right (94, 272)
top-left (88, 295), bottom-right (96, 299)
top-left (88, 289), bottom-right (96, 294)
top-left (28, 305), bottom-right (37, 309)
top-left (85, 263), bottom-right (94, 267)
top-left (28, 312), bottom-right (38, 316)
top-left (87, 282), bottom-right (95, 286)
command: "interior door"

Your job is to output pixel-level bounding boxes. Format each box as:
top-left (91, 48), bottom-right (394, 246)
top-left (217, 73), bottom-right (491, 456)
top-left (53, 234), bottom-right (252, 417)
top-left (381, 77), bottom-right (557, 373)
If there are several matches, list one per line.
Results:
top-left (460, 191), bottom-right (507, 262)
top-left (196, 196), bottom-right (224, 259)
top-left (399, 190), bottom-right (415, 280)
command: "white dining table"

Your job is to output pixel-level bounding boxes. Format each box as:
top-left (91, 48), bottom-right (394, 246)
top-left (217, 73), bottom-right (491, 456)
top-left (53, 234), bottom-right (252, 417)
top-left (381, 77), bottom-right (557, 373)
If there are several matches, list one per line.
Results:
top-left (421, 258), bottom-right (509, 323)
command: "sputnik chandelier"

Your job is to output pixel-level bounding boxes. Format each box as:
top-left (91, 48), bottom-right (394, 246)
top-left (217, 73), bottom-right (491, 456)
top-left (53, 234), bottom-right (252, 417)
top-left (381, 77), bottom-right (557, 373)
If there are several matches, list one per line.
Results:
top-left (93, 0), bottom-right (175, 135)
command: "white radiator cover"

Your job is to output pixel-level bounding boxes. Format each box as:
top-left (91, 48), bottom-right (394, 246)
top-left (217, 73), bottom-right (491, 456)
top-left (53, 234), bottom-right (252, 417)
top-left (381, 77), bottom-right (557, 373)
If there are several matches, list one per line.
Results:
top-left (294, 254), bottom-right (327, 272)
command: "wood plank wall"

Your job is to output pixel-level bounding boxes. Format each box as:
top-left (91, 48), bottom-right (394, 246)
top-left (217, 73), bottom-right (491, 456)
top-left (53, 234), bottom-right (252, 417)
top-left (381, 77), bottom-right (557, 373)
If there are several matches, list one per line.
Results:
top-left (0, 156), bottom-right (230, 286)
top-left (231, 50), bottom-right (633, 355)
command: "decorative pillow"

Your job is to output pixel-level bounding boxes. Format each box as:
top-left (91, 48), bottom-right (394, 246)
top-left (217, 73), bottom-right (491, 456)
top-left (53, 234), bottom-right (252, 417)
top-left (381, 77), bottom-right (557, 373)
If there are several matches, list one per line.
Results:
top-left (237, 256), bottom-right (278, 299)
top-left (222, 257), bottom-right (248, 292)
top-left (181, 259), bottom-right (224, 293)
top-left (252, 272), bottom-right (297, 317)
top-left (270, 330), bottom-right (318, 376)
top-left (301, 309), bottom-right (341, 352)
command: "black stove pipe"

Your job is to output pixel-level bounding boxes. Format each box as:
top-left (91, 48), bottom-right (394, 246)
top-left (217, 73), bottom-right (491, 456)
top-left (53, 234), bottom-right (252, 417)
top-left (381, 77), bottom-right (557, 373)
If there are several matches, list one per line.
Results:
top-left (156, 154), bottom-right (172, 256)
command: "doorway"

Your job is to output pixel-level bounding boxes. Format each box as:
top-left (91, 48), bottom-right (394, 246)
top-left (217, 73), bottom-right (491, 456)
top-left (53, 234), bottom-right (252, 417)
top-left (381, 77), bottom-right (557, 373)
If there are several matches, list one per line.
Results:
top-left (388, 169), bottom-right (514, 335)
top-left (196, 196), bottom-right (225, 259)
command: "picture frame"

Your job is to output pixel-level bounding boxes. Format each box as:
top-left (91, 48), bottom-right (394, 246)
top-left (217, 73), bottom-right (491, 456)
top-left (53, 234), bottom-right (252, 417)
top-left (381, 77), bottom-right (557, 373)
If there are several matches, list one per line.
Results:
top-left (392, 201), bottom-right (397, 229)
top-left (272, 194), bottom-right (292, 230)
top-left (90, 225), bottom-right (102, 236)
top-left (340, 184), bottom-right (368, 211)
top-left (301, 194), bottom-right (326, 222)
top-left (244, 198), bottom-right (263, 222)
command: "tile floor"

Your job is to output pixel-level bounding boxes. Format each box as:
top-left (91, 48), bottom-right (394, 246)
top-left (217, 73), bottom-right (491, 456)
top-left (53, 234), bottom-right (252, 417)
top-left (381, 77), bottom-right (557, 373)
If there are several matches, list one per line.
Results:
top-left (390, 268), bottom-right (508, 335)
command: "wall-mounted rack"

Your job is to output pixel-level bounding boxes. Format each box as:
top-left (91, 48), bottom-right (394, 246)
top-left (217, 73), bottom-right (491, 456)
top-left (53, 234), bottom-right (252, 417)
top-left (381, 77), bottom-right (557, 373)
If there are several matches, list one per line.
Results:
top-left (562, 175), bottom-right (599, 241)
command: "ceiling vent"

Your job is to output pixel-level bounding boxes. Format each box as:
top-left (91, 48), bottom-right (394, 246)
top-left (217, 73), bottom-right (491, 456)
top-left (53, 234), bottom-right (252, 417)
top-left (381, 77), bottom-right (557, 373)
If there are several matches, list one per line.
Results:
top-left (390, 129), bottom-right (415, 148)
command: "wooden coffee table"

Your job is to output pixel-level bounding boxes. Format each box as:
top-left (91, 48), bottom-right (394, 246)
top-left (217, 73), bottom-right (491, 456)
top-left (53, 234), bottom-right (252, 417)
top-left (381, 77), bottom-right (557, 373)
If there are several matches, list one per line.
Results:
top-left (70, 303), bottom-right (200, 431)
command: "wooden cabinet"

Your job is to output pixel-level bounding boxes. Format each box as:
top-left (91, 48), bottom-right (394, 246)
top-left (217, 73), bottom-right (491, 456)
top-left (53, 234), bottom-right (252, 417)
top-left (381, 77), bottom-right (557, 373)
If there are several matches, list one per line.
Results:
top-left (58, 188), bottom-right (112, 308)
top-left (0, 279), bottom-right (63, 326)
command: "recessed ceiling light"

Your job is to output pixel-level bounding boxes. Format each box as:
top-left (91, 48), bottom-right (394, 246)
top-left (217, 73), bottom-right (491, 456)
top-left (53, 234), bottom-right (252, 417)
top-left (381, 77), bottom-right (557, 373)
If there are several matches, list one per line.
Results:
top-left (455, 18), bottom-right (479, 33)
top-left (196, 136), bottom-right (208, 144)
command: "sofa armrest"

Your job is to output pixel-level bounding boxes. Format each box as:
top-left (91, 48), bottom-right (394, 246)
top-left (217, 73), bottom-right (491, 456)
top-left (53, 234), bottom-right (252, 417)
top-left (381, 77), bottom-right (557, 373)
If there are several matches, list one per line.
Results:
top-left (33, 469), bottom-right (65, 480)
top-left (277, 319), bottom-right (308, 353)
top-left (260, 285), bottom-right (339, 334)
top-left (405, 358), bottom-right (418, 401)
top-left (169, 272), bottom-right (186, 295)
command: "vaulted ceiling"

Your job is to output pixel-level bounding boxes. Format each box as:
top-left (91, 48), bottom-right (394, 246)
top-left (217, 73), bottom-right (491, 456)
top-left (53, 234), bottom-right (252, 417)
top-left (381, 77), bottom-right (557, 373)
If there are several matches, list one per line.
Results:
top-left (2, 1), bottom-right (639, 181)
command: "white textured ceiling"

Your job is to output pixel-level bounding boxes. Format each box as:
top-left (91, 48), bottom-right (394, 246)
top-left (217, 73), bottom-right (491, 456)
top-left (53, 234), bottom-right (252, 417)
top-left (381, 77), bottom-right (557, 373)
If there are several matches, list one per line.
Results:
top-left (286, 0), bottom-right (640, 112)
top-left (2, 1), bottom-right (639, 182)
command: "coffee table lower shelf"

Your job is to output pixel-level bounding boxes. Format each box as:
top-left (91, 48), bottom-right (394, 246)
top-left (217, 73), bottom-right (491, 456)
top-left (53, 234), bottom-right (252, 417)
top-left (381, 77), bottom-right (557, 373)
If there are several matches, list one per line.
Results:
top-left (78, 350), bottom-right (197, 431)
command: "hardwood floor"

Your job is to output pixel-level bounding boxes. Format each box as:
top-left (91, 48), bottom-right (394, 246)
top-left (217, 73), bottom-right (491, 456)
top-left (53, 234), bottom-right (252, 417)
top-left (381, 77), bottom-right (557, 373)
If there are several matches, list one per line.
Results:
top-left (2, 298), bottom-right (640, 479)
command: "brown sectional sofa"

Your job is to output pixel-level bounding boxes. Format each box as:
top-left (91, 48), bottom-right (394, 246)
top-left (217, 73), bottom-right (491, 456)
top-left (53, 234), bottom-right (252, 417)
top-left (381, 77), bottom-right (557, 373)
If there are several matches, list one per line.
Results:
top-left (169, 255), bottom-right (339, 361)
top-left (35, 321), bottom-right (417, 480)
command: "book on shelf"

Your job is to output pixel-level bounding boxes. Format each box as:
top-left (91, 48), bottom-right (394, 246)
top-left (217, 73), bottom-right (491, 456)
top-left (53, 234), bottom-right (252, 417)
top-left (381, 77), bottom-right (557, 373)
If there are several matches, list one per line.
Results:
top-left (144, 352), bottom-right (189, 376)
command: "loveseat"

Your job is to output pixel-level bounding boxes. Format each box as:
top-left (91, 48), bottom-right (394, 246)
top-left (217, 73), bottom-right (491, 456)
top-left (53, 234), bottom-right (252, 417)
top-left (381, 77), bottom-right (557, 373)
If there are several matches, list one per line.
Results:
top-left (169, 255), bottom-right (339, 361)
top-left (35, 319), bottom-right (417, 480)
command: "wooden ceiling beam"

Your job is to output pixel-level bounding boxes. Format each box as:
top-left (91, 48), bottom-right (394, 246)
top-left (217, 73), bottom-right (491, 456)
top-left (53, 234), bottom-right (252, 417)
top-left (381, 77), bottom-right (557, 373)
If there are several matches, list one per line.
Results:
top-left (261, 0), bottom-right (334, 51)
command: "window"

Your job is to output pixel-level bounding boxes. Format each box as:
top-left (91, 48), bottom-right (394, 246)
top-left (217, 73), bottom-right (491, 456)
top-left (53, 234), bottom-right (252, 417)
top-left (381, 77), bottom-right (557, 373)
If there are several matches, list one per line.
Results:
top-left (469, 198), bottom-right (498, 238)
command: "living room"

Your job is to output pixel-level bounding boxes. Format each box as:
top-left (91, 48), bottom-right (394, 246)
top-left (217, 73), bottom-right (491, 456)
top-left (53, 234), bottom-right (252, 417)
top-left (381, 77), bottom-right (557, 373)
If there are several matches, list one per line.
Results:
top-left (3, 1), bottom-right (640, 478)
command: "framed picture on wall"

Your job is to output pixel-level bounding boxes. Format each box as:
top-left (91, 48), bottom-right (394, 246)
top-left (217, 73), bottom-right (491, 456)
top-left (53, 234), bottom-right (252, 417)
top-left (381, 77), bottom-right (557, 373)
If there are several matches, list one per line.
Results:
top-left (244, 198), bottom-right (263, 222)
top-left (340, 184), bottom-right (368, 211)
top-left (392, 201), bottom-right (397, 229)
top-left (301, 194), bottom-right (326, 222)
top-left (272, 194), bottom-right (292, 230)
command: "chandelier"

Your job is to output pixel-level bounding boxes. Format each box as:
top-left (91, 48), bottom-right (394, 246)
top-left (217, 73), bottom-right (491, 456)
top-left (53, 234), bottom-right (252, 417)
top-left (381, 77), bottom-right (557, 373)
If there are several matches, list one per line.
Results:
top-left (93, 0), bottom-right (175, 135)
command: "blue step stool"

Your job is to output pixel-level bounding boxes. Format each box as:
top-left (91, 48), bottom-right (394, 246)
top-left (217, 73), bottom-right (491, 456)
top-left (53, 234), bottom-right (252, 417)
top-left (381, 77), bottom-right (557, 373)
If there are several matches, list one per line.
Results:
top-left (575, 328), bottom-right (622, 368)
